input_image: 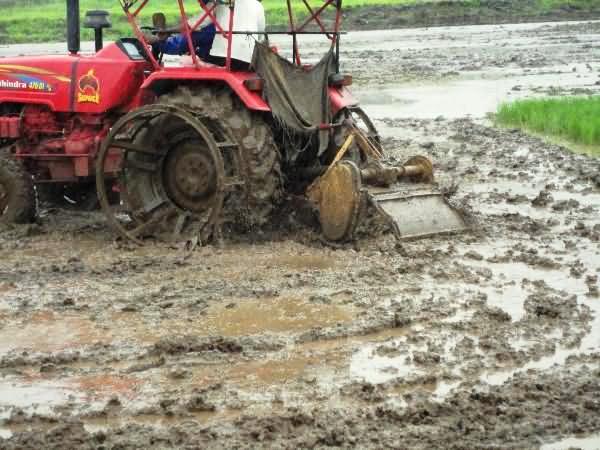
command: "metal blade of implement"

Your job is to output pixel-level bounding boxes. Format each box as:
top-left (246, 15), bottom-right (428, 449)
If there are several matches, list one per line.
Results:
top-left (369, 190), bottom-right (467, 240)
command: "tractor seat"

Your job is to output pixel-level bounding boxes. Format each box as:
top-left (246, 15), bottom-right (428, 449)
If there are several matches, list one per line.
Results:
top-left (180, 55), bottom-right (220, 68)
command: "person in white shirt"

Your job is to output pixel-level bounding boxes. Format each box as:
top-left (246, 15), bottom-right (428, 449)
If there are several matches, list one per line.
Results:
top-left (205, 0), bottom-right (265, 70)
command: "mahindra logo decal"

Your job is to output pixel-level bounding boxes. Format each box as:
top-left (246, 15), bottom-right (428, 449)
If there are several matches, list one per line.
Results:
top-left (77, 69), bottom-right (100, 104)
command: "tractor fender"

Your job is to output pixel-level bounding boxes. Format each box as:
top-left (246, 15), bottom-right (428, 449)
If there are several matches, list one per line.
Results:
top-left (139, 68), bottom-right (270, 112)
top-left (328, 86), bottom-right (359, 116)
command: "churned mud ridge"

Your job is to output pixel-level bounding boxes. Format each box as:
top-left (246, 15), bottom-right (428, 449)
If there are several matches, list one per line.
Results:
top-left (1, 115), bottom-right (598, 447)
top-left (270, 0), bottom-right (600, 33)
top-left (4, 364), bottom-right (600, 449)
top-left (342, 0), bottom-right (600, 31)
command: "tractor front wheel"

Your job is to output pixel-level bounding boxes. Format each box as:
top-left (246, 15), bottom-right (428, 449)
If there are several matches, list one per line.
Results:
top-left (0, 148), bottom-right (36, 224)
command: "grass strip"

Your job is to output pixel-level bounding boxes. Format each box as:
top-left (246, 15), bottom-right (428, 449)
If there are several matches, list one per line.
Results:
top-left (496, 96), bottom-right (600, 154)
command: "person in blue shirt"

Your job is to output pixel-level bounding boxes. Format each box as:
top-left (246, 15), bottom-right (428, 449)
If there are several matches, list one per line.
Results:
top-left (153, 25), bottom-right (216, 59)
top-left (144, 9), bottom-right (216, 60)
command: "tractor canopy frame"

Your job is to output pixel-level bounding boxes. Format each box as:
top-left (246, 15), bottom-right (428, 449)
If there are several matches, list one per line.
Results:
top-left (118, 0), bottom-right (344, 72)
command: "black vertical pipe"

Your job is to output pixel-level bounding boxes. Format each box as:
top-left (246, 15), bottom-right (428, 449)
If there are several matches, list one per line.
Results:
top-left (66, 0), bottom-right (80, 54)
top-left (292, 33), bottom-right (297, 65)
top-left (335, 34), bottom-right (340, 73)
top-left (94, 29), bottom-right (103, 52)
top-left (335, 0), bottom-right (342, 73)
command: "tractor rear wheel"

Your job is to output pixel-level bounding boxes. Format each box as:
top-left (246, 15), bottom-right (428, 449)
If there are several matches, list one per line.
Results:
top-left (0, 148), bottom-right (36, 224)
top-left (96, 87), bottom-right (283, 244)
top-left (159, 86), bottom-right (283, 230)
top-left (96, 104), bottom-right (227, 244)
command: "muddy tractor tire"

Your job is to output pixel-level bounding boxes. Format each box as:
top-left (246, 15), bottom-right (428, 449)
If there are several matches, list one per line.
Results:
top-left (159, 86), bottom-right (283, 230)
top-left (0, 148), bottom-right (36, 224)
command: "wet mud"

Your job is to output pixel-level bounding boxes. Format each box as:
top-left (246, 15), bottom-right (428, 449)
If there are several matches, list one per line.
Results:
top-left (1, 20), bottom-right (600, 449)
top-left (273, 0), bottom-right (600, 33)
top-left (342, 0), bottom-right (600, 31)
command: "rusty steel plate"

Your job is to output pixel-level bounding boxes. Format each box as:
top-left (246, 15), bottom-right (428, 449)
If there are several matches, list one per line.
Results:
top-left (317, 161), bottom-right (363, 241)
top-left (370, 190), bottom-right (467, 239)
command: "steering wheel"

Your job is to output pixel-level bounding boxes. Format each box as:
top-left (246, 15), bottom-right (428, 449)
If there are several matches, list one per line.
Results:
top-left (139, 26), bottom-right (176, 62)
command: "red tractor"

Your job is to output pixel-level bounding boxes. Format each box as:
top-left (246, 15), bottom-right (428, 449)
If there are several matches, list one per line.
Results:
top-left (0, 0), bottom-right (465, 243)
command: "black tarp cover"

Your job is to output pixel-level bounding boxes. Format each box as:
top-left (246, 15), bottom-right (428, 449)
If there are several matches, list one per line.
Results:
top-left (252, 41), bottom-right (335, 162)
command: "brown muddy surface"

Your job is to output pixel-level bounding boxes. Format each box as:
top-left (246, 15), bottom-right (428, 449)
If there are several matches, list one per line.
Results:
top-left (339, 0), bottom-right (600, 31)
top-left (1, 20), bottom-right (600, 449)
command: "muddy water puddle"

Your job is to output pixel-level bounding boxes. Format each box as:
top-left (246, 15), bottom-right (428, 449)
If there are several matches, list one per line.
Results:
top-left (202, 296), bottom-right (352, 336)
top-left (350, 342), bottom-right (420, 384)
top-left (0, 327), bottom-right (416, 427)
top-left (469, 179), bottom-right (600, 226)
top-left (0, 379), bottom-right (84, 410)
top-left (267, 254), bottom-right (338, 271)
top-left (0, 295), bottom-right (356, 357)
top-left (471, 178), bottom-right (600, 203)
top-left (0, 283), bottom-right (15, 294)
top-left (0, 373), bottom-right (140, 408)
top-left (0, 374), bottom-right (142, 438)
top-left (237, 327), bottom-right (437, 389)
top-left (223, 328), bottom-right (414, 386)
top-left (541, 433), bottom-right (600, 450)
top-left (0, 311), bottom-right (106, 354)
top-left (110, 295), bottom-right (355, 343)
top-left (357, 69), bottom-right (598, 120)
top-left (477, 261), bottom-right (589, 322)
top-left (453, 230), bottom-right (595, 322)
top-left (157, 328), bottom-right (413, 390)
top-left (284, 20), bottom-right (600, 57)
top-left (180, 353), bottom-right (341, 392)
top-left (481, 298), bottom-right (600, 387)
top-left (113, 329), bottom-right (417, 406)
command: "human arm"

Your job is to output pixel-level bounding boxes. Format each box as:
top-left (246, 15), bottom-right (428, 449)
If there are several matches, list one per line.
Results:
top-left (154, 33), bottom-right (190, 55)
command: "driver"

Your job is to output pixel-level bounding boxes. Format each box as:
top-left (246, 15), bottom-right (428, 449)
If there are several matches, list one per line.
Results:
top-left (144, 0), bottom-right (264, 69)
top-left (144, 7), bottom-right (216, 60)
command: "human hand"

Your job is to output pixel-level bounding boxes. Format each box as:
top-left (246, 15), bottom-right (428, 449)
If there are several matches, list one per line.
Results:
top-left (157, 31), bottom-right (170, 41)
top-left (142, 32), bottom-right (160, 44)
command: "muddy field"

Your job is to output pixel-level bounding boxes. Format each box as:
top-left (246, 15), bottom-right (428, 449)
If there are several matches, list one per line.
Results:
top-left (1, 20), bottom-right (600, 449)
top-left (338, 0), bottom-right (600, 32)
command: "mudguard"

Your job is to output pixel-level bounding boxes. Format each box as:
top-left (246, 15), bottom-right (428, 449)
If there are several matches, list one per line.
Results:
top-left (139, 68), bottom-right (271, 112)
top-left (329, 86), bottom-right (359, 116)
top-left (140, 70), bottom-right (359, 114)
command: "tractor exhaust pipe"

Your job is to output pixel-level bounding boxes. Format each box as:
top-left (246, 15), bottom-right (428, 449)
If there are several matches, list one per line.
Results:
top-left (66, 0), bottom-right (80, 54)
top-left (84, 10), bottom-right (112, 53)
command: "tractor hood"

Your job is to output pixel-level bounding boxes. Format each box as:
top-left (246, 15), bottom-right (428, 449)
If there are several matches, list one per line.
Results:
top-left (0, 44), bottom-right (149, 113)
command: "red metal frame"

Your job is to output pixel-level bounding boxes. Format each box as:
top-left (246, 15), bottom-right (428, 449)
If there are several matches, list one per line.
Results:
top-left (297, 0), bottom-right (336, 32)
top-left (300, 0), bottom-right (332, 39)
top-left (132, 0), bottom-right (150, 17)
top-left (225, 5), bottom-right (234, 70)
top-left (119, 0), bottom-right (343, 71)
top-left (121, 0), bottom-right (236, 70)
top-left (190, 3), bottom-right (218, 33)
top-left (286, 0), bottom-right (300, 65)
top-left (177, 0), bottom-right (199, 67)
